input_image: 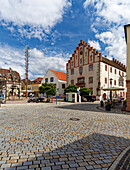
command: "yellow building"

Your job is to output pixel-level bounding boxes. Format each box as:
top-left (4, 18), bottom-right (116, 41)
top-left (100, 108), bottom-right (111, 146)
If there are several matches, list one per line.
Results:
top-left (28, 77), bottom-right (43, 96)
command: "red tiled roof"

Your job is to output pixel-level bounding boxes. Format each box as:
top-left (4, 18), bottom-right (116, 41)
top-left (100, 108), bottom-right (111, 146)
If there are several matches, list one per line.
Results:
top-left (32, 77), bottom-right (43, 84)
top-left (0, 68), bottom-right (21, 79)
top-left (22, 79), bottom-right (31, 84)
top-left (51, 70), bottom-right (67, 81)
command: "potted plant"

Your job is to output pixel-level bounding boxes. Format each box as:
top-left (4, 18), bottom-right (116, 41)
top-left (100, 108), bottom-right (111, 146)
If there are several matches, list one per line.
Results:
top-left (105, 101), bottom-right (111, 111)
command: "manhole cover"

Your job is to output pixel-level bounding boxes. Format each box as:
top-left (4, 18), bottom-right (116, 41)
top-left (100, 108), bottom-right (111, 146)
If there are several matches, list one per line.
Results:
top-left (69, 118), bottom-right (80, 121)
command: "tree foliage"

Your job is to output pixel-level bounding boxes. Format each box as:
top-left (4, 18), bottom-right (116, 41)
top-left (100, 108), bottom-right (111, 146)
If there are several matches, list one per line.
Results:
top-left (64, 85), bottom-right (78, 94)
top-left (39, 83), bottom-right (56, 96)
top-left (80, 87), bottom-right (91, 96)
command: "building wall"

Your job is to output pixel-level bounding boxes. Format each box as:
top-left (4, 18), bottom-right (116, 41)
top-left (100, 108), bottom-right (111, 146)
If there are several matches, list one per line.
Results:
top-left (100, 62), bottom-right (126, 98)
top-left (66, 40), bottom-right (126, 99)
top-left (41, 70), bottom-right (66, 96)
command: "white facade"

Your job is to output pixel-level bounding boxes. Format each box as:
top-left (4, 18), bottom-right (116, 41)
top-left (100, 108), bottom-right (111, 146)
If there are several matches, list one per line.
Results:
top-left (66, 40), bottom-right (126, 99)
top-left (41, 70), bottom-right (66, 96)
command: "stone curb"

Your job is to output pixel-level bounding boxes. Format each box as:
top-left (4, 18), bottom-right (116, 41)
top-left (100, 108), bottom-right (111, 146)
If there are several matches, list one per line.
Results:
top-left (109, 146), bottom-right (130, 170)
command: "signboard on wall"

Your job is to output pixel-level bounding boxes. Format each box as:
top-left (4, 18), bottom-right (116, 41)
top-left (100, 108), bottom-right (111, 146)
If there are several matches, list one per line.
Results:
top-left (68, 94), bottom-right (72, 101)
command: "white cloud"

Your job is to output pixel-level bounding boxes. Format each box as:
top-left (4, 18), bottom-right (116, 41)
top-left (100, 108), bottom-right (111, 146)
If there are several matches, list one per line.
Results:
top-left (88, 40), bottom-right (101, 50)
top-left (0, 44), bottom-right (69, 80)
top-left (0, 0), bottom-right (72, 40)
top-left (84, 0), bottom-right (130, 64)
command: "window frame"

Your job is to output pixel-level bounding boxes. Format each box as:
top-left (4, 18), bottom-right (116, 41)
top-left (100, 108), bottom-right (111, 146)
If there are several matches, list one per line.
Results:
top-left (50, 77), bottom-right (54, 82)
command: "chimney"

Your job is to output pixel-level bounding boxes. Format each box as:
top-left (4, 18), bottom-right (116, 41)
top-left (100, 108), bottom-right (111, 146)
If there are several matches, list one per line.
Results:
top-left (91, 47), bottom-right (93, 51)
top-left (76, 47), bottom-right (78, 50)
top-left (99, 53), bottom-right (102, 61)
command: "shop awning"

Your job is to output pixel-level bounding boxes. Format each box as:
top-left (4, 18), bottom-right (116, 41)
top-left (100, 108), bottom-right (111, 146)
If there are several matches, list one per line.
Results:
top-left (103, 87), bottom-right (124, 91)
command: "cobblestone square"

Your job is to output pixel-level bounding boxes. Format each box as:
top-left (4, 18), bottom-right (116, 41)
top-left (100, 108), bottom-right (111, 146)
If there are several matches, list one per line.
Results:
top-left (0, 102), bottom-right (129, 169)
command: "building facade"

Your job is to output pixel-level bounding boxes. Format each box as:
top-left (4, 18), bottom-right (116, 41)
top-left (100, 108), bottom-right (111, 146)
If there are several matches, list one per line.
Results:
top-left (0, 68), bottom-right (21, 98)
top-left (28, 77), bottom-right (43, 96)
top-left (41, 70), bottom-right (67, 96)
top-left (66, 40), bottom-right (126, 99)
top-left (124, 24), bottom-right (130, 111)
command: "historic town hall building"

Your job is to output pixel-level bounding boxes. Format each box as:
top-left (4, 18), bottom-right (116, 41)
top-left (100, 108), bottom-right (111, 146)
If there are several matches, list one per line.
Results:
top-left (66, 40), bottom-right (126, 99)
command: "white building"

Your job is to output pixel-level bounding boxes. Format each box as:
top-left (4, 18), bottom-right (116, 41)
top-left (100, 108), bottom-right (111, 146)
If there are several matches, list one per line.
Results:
top-left (41, 70), bottom-right (67, 96)
top-left (66, 40), bottom-right (126, 100)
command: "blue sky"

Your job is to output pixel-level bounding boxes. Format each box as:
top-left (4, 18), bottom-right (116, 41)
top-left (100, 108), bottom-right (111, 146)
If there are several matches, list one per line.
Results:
top-left (0, 0), bottom-right (130, 80)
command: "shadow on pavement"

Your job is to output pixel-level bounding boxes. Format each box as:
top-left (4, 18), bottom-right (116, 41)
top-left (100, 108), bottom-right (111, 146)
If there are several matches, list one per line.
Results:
top-left (55, 102), bottom-right (105, 113)
top-left (3, 133), bottom-right (130, 170)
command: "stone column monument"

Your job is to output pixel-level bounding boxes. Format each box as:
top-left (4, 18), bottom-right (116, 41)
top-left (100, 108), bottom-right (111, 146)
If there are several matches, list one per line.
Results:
top-left (124, 24), bottom-right (130, 111)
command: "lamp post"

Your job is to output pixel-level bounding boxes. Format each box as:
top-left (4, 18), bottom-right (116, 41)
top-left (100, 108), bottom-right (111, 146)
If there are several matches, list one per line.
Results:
top-left (109, 78), bottom-right (113, 101)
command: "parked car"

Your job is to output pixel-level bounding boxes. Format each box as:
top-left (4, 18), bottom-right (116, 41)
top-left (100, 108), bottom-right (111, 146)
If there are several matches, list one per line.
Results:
top-left (28, 97), bottom-right (45, 103)
top-left (81, 95), bottom-right (96, 102)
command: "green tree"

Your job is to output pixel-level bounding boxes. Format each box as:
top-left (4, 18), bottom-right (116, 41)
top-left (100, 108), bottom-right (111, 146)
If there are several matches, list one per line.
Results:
top-left (80, 87), bottom-right (91, 96)
top-left (64, 85), bottom-right (78, 94)
top-left (39, 83), bottom-right (56, 97)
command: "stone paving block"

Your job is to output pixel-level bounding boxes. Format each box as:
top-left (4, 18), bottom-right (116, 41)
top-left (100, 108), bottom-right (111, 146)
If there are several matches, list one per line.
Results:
top-left (62, 164), bottom-right (69, 169)
top-left (102, 159), bottom-right (111, 163)
top-left (1, 164), bottom-right (11, 168)
top-left (29, 164), bottom-right (39, 168)
top-left (17, 166), bottom-right (28, 169)
top-left (52, 165), bottom-right (62, 170)
top-left (77, 167), bottom-right (86, 170)
top-left (69, 163), bottom-right (79, 168)
top-left (86, 165), bottom-right (94, 169)
top-left (55, 161), bottom-right (65, 165)
top-left (78, 162), bottom-right (89, 166)
top-left (5, 168), bottom-right (16, 170)
top-left (41, 167), bottom-right (51, 170)
top-left (23, 161), bottom-right (32, 165)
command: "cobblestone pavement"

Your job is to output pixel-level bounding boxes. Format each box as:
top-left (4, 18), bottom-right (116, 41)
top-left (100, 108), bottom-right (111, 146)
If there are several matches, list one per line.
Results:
top-left (0, 102), bottom-right (130, 170)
